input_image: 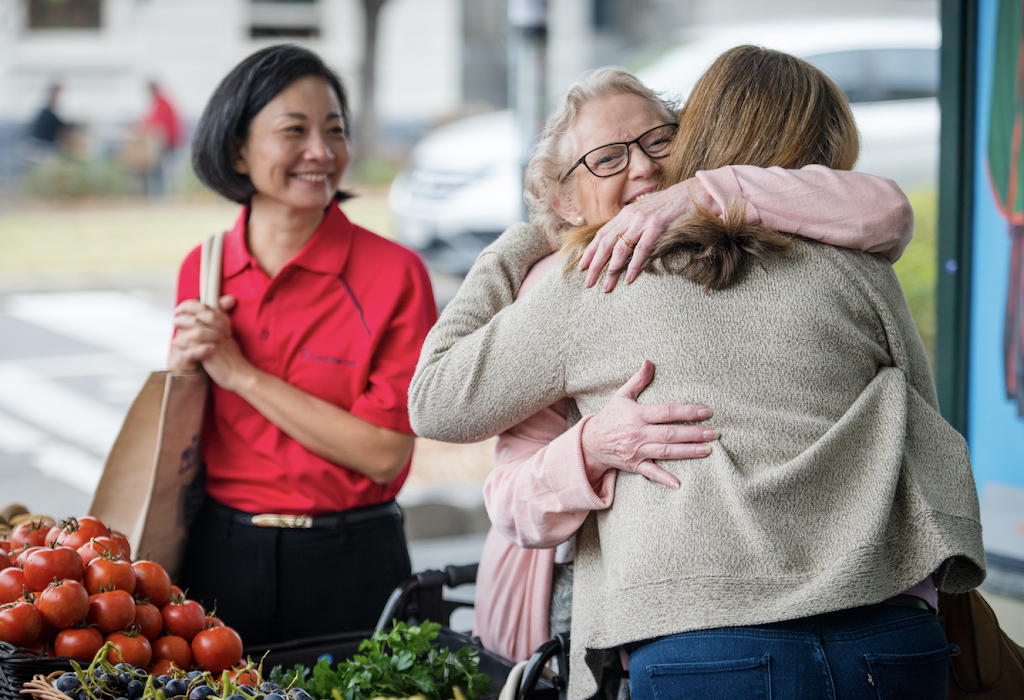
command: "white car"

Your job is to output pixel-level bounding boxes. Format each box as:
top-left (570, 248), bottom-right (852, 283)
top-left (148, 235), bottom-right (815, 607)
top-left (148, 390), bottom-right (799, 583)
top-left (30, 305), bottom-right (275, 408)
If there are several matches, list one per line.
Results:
top-left (388, 110), bottom-right (524, 275)
top-left (390, 17), bottom-right (939, 274)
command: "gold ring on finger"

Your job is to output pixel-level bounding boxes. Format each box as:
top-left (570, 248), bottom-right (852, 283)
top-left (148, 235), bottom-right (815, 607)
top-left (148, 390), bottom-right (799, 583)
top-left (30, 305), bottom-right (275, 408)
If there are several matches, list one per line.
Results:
top-left (616, 234), bottom-right (635, 249)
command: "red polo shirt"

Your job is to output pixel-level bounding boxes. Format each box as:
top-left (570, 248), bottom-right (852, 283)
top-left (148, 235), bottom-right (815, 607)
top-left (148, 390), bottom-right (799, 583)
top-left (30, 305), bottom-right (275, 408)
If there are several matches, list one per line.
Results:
top-left (175, 203), bottom-right (437, 514)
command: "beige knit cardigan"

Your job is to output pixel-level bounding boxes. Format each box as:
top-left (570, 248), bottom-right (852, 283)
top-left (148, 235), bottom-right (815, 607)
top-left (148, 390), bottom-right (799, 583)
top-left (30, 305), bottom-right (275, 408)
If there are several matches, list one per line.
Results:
top-left (408, 223), bottom-right (985, 700)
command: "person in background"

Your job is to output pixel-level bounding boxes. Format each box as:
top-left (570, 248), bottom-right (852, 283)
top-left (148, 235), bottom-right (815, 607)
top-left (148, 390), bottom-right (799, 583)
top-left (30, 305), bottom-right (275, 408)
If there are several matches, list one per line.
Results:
top-left (170, 44), bottom-right (436, 646)
top-left (140, 81), bottom-right (183, 195)
top-left (28, 84), bottom-right (69, 149)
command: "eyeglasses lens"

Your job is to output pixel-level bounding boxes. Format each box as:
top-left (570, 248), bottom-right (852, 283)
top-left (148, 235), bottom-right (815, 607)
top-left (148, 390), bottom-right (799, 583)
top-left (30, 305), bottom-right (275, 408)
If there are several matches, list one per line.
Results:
top-left (585, 146), bottom-right (629, 175)
top-left (583, 125), bottom-right (677, 177)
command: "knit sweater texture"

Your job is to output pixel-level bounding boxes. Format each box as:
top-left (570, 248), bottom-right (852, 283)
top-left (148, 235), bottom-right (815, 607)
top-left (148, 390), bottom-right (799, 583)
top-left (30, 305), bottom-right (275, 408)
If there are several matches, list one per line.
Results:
top-left (408, 223), bottom-right (986, 700)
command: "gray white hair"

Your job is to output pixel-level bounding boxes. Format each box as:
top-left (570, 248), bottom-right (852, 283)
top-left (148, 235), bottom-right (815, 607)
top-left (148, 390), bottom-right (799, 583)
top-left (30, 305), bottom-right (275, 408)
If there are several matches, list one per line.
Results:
top-left (524, 66), bottom-right (679, 247)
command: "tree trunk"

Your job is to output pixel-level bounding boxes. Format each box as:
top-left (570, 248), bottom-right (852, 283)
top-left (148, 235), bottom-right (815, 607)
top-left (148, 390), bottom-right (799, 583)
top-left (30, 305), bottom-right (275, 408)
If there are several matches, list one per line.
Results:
top-left (353, 0), bottom-right (388, 170)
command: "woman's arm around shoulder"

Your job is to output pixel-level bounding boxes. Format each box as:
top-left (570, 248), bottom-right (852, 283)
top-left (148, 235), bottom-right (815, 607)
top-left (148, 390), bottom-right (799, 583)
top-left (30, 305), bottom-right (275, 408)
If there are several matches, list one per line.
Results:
top-left (701, 164), bottom-right (914, 262)
top-left (409, 225), bottom-right (570, 444)
top-left (582, 165), bottom-right (914, 290)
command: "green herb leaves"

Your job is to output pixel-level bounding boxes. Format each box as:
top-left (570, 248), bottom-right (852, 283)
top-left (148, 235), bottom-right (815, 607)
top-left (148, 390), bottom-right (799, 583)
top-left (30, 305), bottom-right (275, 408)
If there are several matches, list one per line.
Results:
top-left (270, 621), bottom-right (490, 700)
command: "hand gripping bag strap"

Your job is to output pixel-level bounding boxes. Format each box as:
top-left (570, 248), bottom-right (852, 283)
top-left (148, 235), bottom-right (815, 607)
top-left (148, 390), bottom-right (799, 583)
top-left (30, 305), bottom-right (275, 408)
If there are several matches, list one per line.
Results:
top-left (938, 589), bottom-right (1024, 699)
top-left (88, 231), bottom-right (225, 582)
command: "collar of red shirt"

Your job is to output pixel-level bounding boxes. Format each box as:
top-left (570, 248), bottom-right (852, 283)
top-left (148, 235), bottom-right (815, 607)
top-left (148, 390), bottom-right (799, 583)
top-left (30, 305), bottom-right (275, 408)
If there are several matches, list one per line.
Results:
top-left (222, 202), bottom-right (354, 279)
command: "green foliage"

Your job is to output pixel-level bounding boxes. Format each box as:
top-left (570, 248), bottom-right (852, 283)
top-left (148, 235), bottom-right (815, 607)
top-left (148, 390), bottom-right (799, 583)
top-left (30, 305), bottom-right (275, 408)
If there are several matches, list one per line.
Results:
top-left (270, 664), bottom-right (311, 692)
top-left (272, 621), bottom-right (489, 700)
top-left (352, 157), bottom-right (400, 186)
top-left (893, 188), bottom-right (938, 367)
top-left (24, 156), bottom-right (135, 199)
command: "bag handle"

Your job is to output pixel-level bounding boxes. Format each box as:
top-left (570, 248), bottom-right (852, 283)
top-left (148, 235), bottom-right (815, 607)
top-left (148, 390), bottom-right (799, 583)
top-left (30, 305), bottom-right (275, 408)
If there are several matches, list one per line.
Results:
top-left (198, 230), bottom-right (227, 307)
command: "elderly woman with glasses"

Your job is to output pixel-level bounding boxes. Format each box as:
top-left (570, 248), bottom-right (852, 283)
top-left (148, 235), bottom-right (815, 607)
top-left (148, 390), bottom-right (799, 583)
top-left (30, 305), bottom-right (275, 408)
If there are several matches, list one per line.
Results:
top-left (464, 66), bottom-right (918, 664)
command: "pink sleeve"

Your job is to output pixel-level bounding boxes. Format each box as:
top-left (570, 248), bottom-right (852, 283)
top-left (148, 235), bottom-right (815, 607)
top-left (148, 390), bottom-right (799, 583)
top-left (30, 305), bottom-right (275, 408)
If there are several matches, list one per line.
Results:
top-left (483, 412), bottom-right (615, 549)
top-left (473, 527), bottom-right (555, 662)
top-left (694, 164), bottom-right (915, 262)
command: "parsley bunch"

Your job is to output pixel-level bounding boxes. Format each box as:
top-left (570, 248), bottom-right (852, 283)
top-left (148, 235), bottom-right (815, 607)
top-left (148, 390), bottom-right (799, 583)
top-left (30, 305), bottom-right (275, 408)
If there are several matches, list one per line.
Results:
top-left (270, 621), bottom-right (490, 700)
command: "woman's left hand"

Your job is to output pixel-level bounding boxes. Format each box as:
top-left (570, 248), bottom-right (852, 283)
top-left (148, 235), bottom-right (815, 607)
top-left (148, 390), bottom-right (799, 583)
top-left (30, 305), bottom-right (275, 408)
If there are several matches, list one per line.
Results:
top-left (190, 296), bottom-right (258, 393)
top-left (581, 360), bottom-right (716, 489)
top-left (170, 295), bottom-right (255, 391)
top-left (579, 179), bottom-right (710, 292)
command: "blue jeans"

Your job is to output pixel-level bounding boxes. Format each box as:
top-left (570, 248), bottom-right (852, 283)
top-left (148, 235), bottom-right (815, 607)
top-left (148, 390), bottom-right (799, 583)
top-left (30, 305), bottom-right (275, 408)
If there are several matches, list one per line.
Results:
top-left (628, 605), bottom-right (948, 700)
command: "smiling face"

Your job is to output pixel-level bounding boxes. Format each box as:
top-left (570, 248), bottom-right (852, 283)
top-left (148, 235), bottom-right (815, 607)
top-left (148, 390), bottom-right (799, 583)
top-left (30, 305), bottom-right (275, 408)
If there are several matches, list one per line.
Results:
top-left (555, 92), bottom-right (670, 226)
top-left (235, 75), bottom-right (348, 214)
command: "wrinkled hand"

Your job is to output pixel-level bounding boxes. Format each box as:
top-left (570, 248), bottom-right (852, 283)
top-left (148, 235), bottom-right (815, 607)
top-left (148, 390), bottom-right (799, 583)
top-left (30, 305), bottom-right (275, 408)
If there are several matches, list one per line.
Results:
top-left (580, 179), bottom-right (711, 292)
top-left (581, 360), bottom-right (716, 489)
top-left (168, 295), bottom-right (253, 392)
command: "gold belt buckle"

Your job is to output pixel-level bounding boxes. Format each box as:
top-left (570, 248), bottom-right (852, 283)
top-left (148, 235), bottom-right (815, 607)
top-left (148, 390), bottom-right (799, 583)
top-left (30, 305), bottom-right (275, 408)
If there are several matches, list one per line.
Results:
top-left (250, 513), bottom-right (313, 528)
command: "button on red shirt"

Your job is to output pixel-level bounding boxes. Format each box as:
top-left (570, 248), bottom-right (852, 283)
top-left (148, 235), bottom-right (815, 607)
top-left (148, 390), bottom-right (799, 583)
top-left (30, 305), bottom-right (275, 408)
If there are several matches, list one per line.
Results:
top-left (175, 204), bottom-right (437, 514)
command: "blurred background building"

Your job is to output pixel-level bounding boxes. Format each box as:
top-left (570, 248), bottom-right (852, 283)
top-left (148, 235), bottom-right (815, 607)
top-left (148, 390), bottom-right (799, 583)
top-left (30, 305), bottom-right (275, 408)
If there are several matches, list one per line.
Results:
top-left (0, 0), bottom-right (936, 172)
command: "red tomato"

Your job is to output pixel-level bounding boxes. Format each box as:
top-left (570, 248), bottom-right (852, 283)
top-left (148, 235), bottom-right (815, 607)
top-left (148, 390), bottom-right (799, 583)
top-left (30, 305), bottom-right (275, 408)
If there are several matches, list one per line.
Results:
top-left (230, 668), bottom-right (261, 686)
top-left (152, 634), bottom-right (192, 669)
top-left (84, 557), bottom-right (135, 595)
top-left (109, 531), bottom-right (131, 560)
top-left (106, 630), bottom-right (152, 668)
top-left (133, 601), bottom-right (163, 641)
top-left (54, 626), bottom-right (104, 661)
top-left (10, 520), bottom-right (51, 550)
top-left (0, 568), bottom-right (30, 603)
top-left (53, 517), bottom-right (109, 551)
top-left (0, 549), bottom-right (11, 571)
top-left (191, 626), bottom-right (242, 674)
top-left (23, 546), bottom-right (85, 591)
top-left (161, 598), bottom-right (205, 642)
top-left (0, 600), bottom-right (43, 647)
top-left (18, 591), bottom-right (58, 644)
top-left (0, 541), bottom-right (11, 553)
top-left (15, 546), bottom-right (43, 570)
top-left (148, 658), bottom-right (176, 676)
top-left (35, 580), bottom-right (89, 629)
top-left (27, 639), bottom-right (54, 656)
top-left (131, 561), bottom-right (171, 607)
top-left (43, 525), bottom-right (60, 547)
top-left (87, 589), bottom-right (136, 634)
top-left (77, 538), bottom-right (121, 566)
top-left (204, 614), bottom-right (224, 629)
top-left (169, 585), bottom-right (184, 601)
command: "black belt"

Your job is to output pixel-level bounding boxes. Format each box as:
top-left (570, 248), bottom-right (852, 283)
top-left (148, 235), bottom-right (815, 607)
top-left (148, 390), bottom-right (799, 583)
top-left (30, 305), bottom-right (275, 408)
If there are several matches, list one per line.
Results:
top-left (208, 499), bottom-right (401, 529)
top-left (880, 593), bottom-right (934, 613)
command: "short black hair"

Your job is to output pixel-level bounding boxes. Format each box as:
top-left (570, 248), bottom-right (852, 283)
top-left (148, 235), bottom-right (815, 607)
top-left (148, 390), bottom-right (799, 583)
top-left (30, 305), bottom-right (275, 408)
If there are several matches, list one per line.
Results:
top-left (192, 44), bottom-right (354, 204)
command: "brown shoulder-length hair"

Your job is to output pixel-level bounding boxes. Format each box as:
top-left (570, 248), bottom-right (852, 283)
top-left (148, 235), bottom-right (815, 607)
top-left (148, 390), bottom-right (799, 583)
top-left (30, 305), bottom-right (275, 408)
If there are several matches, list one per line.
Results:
top-left (563, 45), bottom-right (860, 291)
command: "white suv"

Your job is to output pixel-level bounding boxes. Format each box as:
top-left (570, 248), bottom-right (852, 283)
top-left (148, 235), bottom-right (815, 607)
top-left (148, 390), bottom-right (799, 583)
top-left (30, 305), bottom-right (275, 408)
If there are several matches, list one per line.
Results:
top-left (390, 17), bottom-right (940, 274)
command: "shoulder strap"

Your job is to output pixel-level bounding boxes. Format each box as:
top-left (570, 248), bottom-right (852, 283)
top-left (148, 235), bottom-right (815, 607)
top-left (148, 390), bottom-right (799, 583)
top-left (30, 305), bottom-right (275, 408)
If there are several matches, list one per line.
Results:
top-left (198, 230), bottom-right (227, 306)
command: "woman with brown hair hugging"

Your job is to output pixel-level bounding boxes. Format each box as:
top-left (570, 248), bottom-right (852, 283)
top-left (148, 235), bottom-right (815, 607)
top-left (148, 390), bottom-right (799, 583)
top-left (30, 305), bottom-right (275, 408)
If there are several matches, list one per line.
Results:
top-left (411, 45), bottom-right (984, 699)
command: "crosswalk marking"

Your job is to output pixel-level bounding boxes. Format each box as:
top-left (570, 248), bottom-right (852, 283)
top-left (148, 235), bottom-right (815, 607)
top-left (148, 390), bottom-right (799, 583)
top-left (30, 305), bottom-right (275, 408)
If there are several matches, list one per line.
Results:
top-left (0, 363), bottom-right (125, 455)
top-left (0, 410), bottom-right (103, 493)
top-left (0, 290), bottom-right (172, 494)
top-left (5, 291), bottom-right (172, 369)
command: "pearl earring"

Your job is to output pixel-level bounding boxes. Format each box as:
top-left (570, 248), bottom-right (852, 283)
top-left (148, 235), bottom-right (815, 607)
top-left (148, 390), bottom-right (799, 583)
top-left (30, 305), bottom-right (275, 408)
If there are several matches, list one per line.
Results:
top-left (576, 216), bottom-right (584, 224)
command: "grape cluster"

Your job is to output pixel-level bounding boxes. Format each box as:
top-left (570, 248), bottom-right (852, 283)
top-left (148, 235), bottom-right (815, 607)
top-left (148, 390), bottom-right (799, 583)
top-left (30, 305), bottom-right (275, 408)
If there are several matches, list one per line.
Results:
top-left (52, 665), bottom-right (317, 700)
top-left (53, 663), bottom-right (151, 700)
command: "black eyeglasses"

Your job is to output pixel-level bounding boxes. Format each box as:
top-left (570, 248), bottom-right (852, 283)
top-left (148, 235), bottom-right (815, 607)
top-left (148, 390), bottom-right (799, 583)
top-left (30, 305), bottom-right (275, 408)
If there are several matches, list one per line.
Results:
top-left (561, 123), bottom-right (678, 181)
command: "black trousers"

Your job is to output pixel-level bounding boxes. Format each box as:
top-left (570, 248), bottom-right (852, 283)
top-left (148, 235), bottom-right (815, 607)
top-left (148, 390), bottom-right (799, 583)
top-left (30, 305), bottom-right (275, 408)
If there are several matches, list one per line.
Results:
top-left (179, 497), bottom-right (412, 647)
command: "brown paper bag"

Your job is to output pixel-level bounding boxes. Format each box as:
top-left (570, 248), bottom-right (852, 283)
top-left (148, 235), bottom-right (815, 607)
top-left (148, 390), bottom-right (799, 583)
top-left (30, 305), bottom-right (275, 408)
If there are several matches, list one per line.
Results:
top-left (89, 230), bottom-right (225, 582)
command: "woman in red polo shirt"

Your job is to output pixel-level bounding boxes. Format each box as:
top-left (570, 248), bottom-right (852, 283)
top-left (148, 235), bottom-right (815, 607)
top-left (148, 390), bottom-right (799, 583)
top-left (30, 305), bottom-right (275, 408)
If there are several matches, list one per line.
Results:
top-left (168, 45), bottom-right (437, 645)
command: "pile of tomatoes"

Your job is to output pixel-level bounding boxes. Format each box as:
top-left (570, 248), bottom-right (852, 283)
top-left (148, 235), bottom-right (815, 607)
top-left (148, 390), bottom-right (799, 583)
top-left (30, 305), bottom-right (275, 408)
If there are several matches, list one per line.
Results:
top-left (0, 516), bottom-right (243, 676)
